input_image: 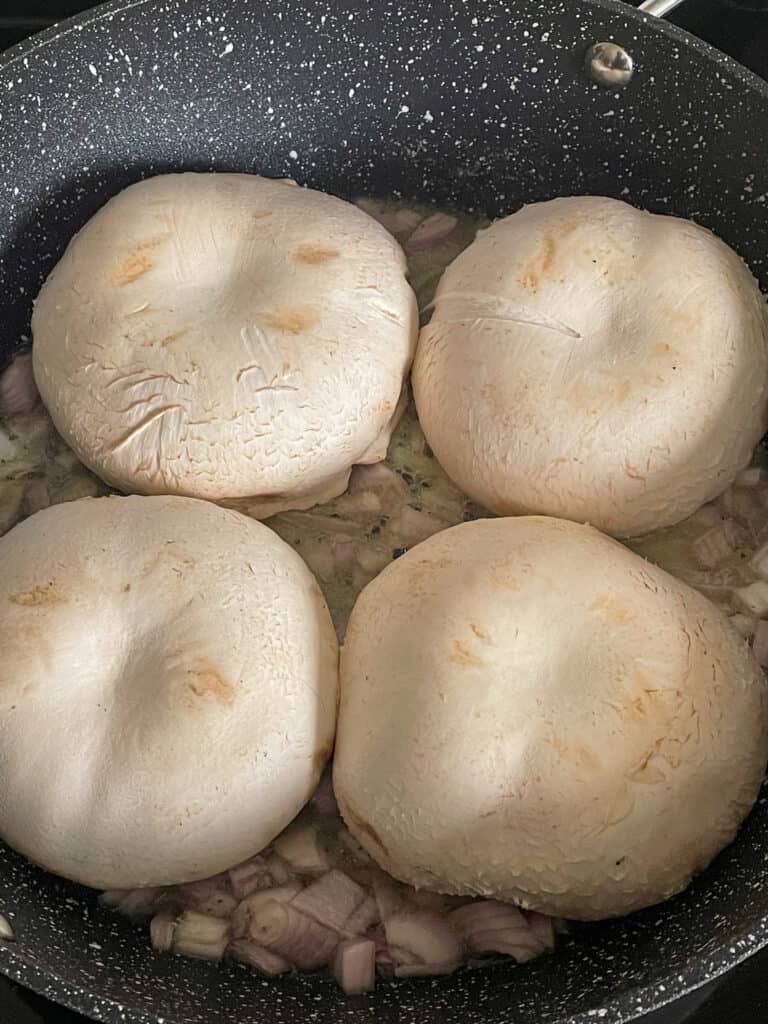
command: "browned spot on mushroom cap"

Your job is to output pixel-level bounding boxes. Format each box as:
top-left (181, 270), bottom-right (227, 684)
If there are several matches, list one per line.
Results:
top-left (371, 400), bottom-right (393, 416)
top-left (262, 308), bottom-right (319, 334)
top-left (449, 639), bottom-right (483, 668)
top-left (294, 244), bottom-right (341, 265)
top-left (590, 594), bottom-right (634, 626)
top-left (160, 329), bottom-right (188, 348)
top-left (521, 235), bottom-right (556, 293)
top-left (122, 583), bottom-right (131, 593)
top-left (314, 744), bottom-right (332, 776)
top-left (9, 585), bottom-right (66, 607)
top-left (112, 235), bottom-right (168, 286)
top-left (469, 623), bottom-right (489, 641)
top-left (187, 664), bottom-right (234, 705)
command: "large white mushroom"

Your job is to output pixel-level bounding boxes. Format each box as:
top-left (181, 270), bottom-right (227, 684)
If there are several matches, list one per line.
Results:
top-left (0, 495), bottom-right (338, 890)
top-left (334, 516), bottom-right (768, 920)
top-left (32, 173), bottom-right (417, 516)
top-left (412, 196), bottom-right (768, 537)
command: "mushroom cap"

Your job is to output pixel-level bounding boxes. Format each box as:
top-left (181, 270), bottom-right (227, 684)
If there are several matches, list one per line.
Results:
top-left (32, 173), bottom-right (417, 513)
top-left (333, 516), bottom-right (768, 920)
top-left (0, 495), bottom-right (338, 889)
top-left (412, 196), bottom-right (768, 537)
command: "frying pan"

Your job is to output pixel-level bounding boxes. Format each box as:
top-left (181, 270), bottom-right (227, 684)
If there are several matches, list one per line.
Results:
top-left (1, 0), bottom-right (768, 1021)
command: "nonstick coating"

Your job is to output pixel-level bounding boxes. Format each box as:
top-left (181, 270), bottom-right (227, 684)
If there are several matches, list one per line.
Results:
top-left (1, 0), bottom-right (768, 1021)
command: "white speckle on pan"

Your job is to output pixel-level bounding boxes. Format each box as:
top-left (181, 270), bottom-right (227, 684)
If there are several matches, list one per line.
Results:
top-left (288, 149), bottom-right (298, 160)
top-left (87, 63), bottom-right (97, 76)
top-left (220, 42), bottom-right (234, 56)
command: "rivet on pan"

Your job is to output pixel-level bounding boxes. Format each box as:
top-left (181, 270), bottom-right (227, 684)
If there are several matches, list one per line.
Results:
top-left (586, 42), bottom-right (634, 88)
top-left (0, 914), bottom-right (16, 942)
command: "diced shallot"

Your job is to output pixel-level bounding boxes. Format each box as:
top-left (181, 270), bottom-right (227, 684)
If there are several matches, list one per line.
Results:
top-left (736, 467), bottom-right (767, 488)
top-left (406, 213), bottom-right (459, 253)
top-left (228, 939), bottom-right (292, 975)
top-left (228, 857), bottom-right (272, 900)
top-left (193, 892), bottom-right (238, 919)
top-left (692, 524), bottom-right (734, 569)
top-left (273, 823), bottom-right (330, 875)
top-left (720, 487), bottom-right (765, 534)
top-left (396, 506), bottom-right (450, 547)
top-left (250, 900), bottom-right (338, 969)
top-left (150, 910), bottom-right (179, 953)
top-left (310, 767), bottom-right (339, 816)
top-left (730, 613), bottom-right (757, 640)
top-left (291, 869), bottom-right (366, 932)
top-left (752, 620), bottom-right (768, 667)
top-left (176, 874), bottom-right (230, 907)
top-left (343, 896), bottom-right (380, 937)
top-left (231, 883), bottom-right (303, 939)
top-left (332, 939), bottom-right (376, 995)
top-left (265, 854), bottom-right (291, 885)
top-left (23, 478), bottom-right (50, 515)
top-left (450, 900), bottom-right (546, 962)
top-left (100, 887), bottom-right (164, 917)
top-left (347, 463), bottom-right (408, 512)
top-left (0, 355), bottom-right (39, 419)
top-left (524, 910), bottom-right (556, 951)
top-left (172, 911), bottom-right (230, 961)
top-left (384, 910), bottom-right (464, 967)
top-left (750, 543), bottom-right (768, 581)
top-left (735, 580), bottom-right (768, 617)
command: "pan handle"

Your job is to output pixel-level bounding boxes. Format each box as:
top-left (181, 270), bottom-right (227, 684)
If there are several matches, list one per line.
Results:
top-left (638, 0), bottom-right (689, 16)
top-left (586, 0), bottom-right (691, 87)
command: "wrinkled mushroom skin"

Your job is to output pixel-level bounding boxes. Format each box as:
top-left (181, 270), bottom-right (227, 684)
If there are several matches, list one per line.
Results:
top-left (0, 495), bottom-right (339, 890)
top-left (413, 197), bottom-right (768, 538)
top-left (31, 173), bottom-right (417, 513)
top-left (334, 517), bottom-right (768, 921)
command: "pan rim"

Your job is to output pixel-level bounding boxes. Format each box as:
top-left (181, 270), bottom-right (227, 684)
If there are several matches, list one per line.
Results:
top-left (1, 0), bottom-right (768, 1021)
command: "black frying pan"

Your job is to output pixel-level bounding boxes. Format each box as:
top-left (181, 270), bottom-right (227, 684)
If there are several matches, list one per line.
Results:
top-left (1, 0), bottom-right (768, 1021)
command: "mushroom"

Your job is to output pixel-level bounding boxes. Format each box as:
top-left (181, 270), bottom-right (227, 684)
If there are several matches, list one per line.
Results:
top-left (0, 494), bottom-right (338, 890)
top-left (412, 196), bottom-right (768, 537)
top-left (32, 173), bottom-right (417, 515)
top-left (333, 516), bottom-right (768, 920)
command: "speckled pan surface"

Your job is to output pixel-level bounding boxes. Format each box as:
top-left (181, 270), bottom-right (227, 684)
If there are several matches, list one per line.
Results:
top-left (1, 0), bottom-right (768, 1022)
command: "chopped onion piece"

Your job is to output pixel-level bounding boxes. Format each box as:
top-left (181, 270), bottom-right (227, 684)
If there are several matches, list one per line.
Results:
top-left (310, 767), bottom-right (339, 817)
top-left (333, 939), bottom-right (376, 995)
top-left (525, 910), bottom-right (556, 951)
top-left (0, 355), bottom-right (39, 419)
top-left (231, 883), bottom-right (303, 940)
top-left (291, 869), bottom-right (366, 932)
top-left (396, 506), bottom-right (450, 546)
top-left (176, 874), bottom-right (230, 906)
top-left (752, 620), bottom-right (768, 667)
top-left (406, 213), bottom-right (459, 253)
top-left (250, 900), bottom-right (338, 969)
top-left (0, 915), bottom-right (15, 942)
top-left (274, 824), bottom-right (330, 875)
top-left (735, 580), bottom-right (768, 617)
top-left (691, 503), bottom-right (724, 528)
top-left (100, 887), bottom-right (164, 918)
top-left (736, 467), bottom-right (766, 488)
top-left (750, 544), bottom-right (768, 581)
top-left (692, 524), bottom-right (734, 569)
top-left (384, 910), bottom-right (464, 966)
top-left (468, 928), bottom-right (544, 962)
top-left (150, 910), bottom-right (178, 953)
top-left (228, 857), bottom-right (272, 900)
top-left (730, 613), bottom-right (757, 640)
top-left (450, 900), bottom-right (528, 935)
top-left (172, 911), bottom-right (229, 961)
top-left (194, 893), bottom-right (238, 919)
top-left (344, 896), bottom-right (380, 937)
top-left (228, 939), bottom-right (292, 975)
top-left (265, 855), bottom-right (291, 886)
